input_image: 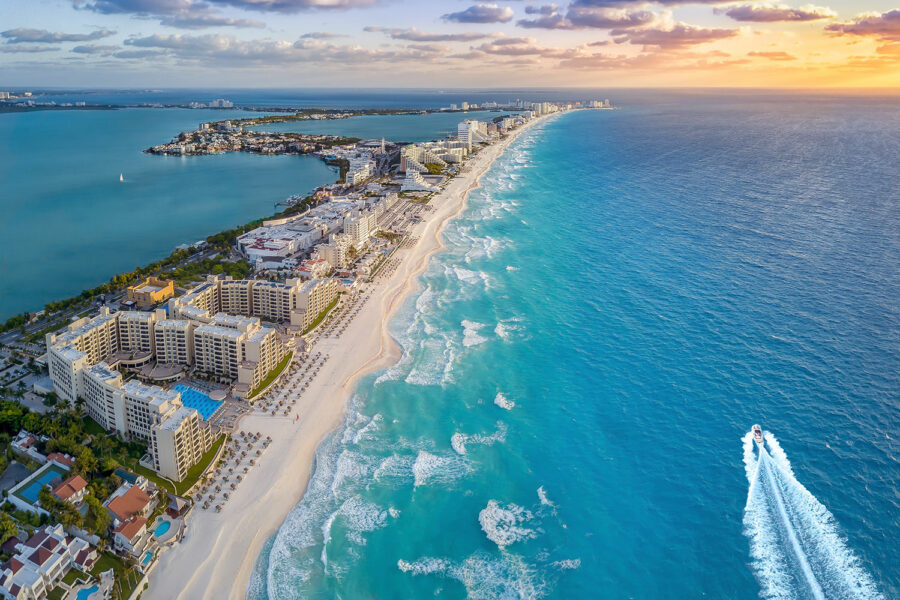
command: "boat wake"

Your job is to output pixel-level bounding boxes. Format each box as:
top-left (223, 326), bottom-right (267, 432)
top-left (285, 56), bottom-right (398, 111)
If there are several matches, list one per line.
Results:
top-left (742, 430), bottom-right (883, 600)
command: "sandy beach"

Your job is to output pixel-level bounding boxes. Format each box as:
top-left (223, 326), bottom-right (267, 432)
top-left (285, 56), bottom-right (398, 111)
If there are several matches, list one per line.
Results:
top-left (144, 113), bottom-right (550, 600)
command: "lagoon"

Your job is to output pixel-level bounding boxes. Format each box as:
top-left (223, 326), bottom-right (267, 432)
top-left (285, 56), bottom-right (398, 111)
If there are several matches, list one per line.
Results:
top-left (0, 108), bottom-right (337, 320)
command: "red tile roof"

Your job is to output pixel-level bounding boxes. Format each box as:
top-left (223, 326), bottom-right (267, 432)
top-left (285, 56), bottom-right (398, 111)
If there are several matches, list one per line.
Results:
top-left (107, 486), bottom-right (151, 521)
top-left (113, 517), bottom-right (147, 542)
top-left (51, 475), bottom-right (88, 501)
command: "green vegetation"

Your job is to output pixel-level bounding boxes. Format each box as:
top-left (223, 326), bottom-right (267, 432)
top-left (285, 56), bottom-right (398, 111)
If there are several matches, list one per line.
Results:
top-left (248, 353), bottom-right (293, 399)
top-left (91, 551), bottom-right (142, 600)
top-left (23, 318), bottom-right (72, 343)
top-left (302, 297), bottom-right (340, 335)
top-left (375, 230), bottom-right (403, 243)
top-left (131, 464), bottom-right (174, 495)
top-left (0, 512), bottom-right (18, 545)
top-left (62, 568), bottom-right (88, 586)
top-left (173, 435), bottom-right (225, 496)
top-left (0, 314), bottom-right (29, 335)
top-left (163, 255), bottom-right (252, 286)
top-left (46, 587), bottom-right (65, 600)
top-left (424, 162), bottom-right (444, 175)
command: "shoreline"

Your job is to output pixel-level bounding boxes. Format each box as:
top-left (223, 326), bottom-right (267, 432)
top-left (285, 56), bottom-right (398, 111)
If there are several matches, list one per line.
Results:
top-left (143, 111), bottom-right (556, 600)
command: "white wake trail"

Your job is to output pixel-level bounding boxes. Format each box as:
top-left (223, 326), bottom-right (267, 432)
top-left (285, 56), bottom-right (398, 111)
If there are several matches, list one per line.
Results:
top-left (742, 430), bottom-right (884, 600)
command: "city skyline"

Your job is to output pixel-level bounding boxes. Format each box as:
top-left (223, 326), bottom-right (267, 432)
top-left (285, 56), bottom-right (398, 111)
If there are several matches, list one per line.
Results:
top-left (1, 0), bottom-right (899, 88)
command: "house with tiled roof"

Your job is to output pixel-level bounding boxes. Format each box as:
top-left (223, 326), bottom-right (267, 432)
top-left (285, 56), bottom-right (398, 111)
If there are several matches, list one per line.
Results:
top-left (50, 475), bottom-right (88, 505)
top-left (0, 524), bottom-right (96, 600)
top-left (112, 517), bottom-right (151, 558)
top-left (103, 483), bottom-right (153, 526)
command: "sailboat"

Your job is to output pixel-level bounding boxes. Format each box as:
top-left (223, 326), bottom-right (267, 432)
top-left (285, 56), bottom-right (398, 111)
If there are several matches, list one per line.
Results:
top-left (119, 173), bottom-right (124, 182)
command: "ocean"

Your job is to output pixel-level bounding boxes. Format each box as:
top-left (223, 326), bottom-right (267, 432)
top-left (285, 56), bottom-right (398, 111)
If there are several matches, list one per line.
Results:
top-left (248, 94), bottom-right (899, 599)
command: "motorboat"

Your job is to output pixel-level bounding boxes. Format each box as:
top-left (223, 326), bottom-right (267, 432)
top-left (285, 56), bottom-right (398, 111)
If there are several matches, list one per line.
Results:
top-left (752, 424), bottom-right (764, 446)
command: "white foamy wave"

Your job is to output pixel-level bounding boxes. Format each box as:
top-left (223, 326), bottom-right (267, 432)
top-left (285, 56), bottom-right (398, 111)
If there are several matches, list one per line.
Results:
top-left (537, 486), bottom-right (555, 508)
top-left (451, 422), bottom-right (507, 455)
top-left (462, 320), bottom-right (489, 347)
top-left (398, 551), bottom-right (547, 600)
top-left (742, 430), bottom-right (885, 600)
top-left (494, 317), bottom-right (525, 342)
top-left (479, 500), bottom-right (537, 549)
top-left (506, 265), bottom-right (519, 271)
top-left (338, 495), bottom-right (388, 536)
top-left (412, 451), bottom-right (469, 487)
top-left (551, 559), bottom-right (581, 571)
top-left (373, 453), bottom-right (415, 481)
top-left (494, 392), bottom-right (516, 410)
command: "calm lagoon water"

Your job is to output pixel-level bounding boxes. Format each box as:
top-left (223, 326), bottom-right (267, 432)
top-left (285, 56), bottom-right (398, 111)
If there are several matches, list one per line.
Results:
top-left (0, 108), bottom-right (337, 319)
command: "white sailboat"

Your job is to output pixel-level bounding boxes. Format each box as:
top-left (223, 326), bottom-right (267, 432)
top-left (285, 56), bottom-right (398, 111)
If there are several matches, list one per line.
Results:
top-left (119, 173), bottom-right (124, 182)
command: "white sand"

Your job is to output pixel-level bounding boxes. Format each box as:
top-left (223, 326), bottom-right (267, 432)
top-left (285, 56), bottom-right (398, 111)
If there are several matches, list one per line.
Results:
top-left (144, 113), bottom-right (550, 600)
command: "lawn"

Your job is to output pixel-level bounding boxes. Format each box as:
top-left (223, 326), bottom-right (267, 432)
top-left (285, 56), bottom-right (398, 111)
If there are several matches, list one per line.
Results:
top-left (62, 568), bottom-right (91, 586)
top-left (247, 352), bottom-right (293, 399)
top-left (131, 463), bottom-right (175, 495)
top-left (302, 297), bottom-right (339, 335)
top-left (46, 587), bottom-right (65, 600)
top-left (175, 435), bottom-right (225, 496)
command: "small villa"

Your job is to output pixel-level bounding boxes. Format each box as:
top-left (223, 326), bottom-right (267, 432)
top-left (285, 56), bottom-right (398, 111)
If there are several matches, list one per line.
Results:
top-left (0, 525), bottom-right (97, 600)
top-left (50, 475), bottom-right (88, 505)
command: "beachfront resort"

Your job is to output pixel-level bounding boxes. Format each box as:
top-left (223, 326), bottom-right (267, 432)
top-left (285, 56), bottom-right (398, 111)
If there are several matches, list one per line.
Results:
top-left (0, 98), bottom-right (608, 600)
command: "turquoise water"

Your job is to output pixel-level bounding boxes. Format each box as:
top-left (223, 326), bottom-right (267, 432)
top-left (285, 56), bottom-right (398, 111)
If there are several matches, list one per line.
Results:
top-left (173, 384), bottom-right (221, 420)
top-left (17, 467), bottom-right (65, 503)
top-left (0, 108), bottom-right (337, 320)
top-left (252, 111), bottom-right (512, 142)
top-left (76, 585), bottom-right (98, 600)
top-left (154, 519), bottom-right (171, 538)
top-left (143, 551), bottom-right (153, 565)
top-left (250, 97), bottom-right (898, 599)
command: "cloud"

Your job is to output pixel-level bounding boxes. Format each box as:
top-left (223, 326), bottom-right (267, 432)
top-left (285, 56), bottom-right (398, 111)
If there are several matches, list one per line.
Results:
top-left (517, 4), bottom-right (655, 29)
top-left (159, 14), bottom-right (266, 28)
top-left (0, 28), bottom-right (116, 44)
top-left (121, 33), bottom-right (440, 66)
top-left (114, 48), bottom-right (168, 58)
top-left (208, 0), bottom-right (381, 11)
top-left (473, 36), bottom-right (581, 58)
top-left (71, 0), bottom-right (265, 28)
top-left (611, 22), bottom-right (738, 49)
top-left (747, 50), bottom-right (797, 60)
top-left (301, 31), bottom-right (346, 39)
top-left (71, 44), bottom-right (120, 54)
top-left (0, 45), bottom-right (59, 53)
top-left (720, 3), bottom-right (835, 22)
top-left (364, 26), bottom-right (492, 42)
top-left (443, 4), bottom-right (515, 24)
top-left (825, 9), bottom-right (900, 41)
top-left (75, 0), bottom-right (380, 14)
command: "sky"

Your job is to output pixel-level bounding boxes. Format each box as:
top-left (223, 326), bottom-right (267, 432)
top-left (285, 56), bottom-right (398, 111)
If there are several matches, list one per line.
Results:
top-left (1, 0), bottom-right (899, 88)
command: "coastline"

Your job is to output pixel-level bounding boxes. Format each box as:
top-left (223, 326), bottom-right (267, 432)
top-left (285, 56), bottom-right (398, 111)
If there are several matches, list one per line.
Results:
top-left (143, 111), bottom-right (556, 600)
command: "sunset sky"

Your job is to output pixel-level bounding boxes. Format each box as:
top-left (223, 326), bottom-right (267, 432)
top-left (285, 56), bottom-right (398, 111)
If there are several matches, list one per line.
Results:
top-left (1, 0), bottom-right (899, 88)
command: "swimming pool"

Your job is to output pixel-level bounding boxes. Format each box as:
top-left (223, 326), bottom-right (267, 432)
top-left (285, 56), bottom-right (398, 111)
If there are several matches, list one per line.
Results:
top-left (173, 384), bottom-right (222, 420)
top-left (76, 584), bottom-right (99, 600)
top-left (142, 551), bottom-right (153, 565)
top-left (153, 520), bottom-right (171, 538)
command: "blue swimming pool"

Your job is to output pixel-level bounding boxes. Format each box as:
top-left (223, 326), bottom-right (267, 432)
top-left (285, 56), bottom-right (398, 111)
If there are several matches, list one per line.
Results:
top-left (76, 584), bottom-right (99, 600)
top-left (153, 520), bottom-right (171, 538)
top-left (173, 384), bottom-right (222, 420)
top-left (142, 551), bottom-right (153, 565)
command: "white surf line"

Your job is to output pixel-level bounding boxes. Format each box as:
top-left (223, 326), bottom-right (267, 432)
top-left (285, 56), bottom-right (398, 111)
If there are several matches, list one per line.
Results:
top-left (759, 449), bottom-right (826, 600)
